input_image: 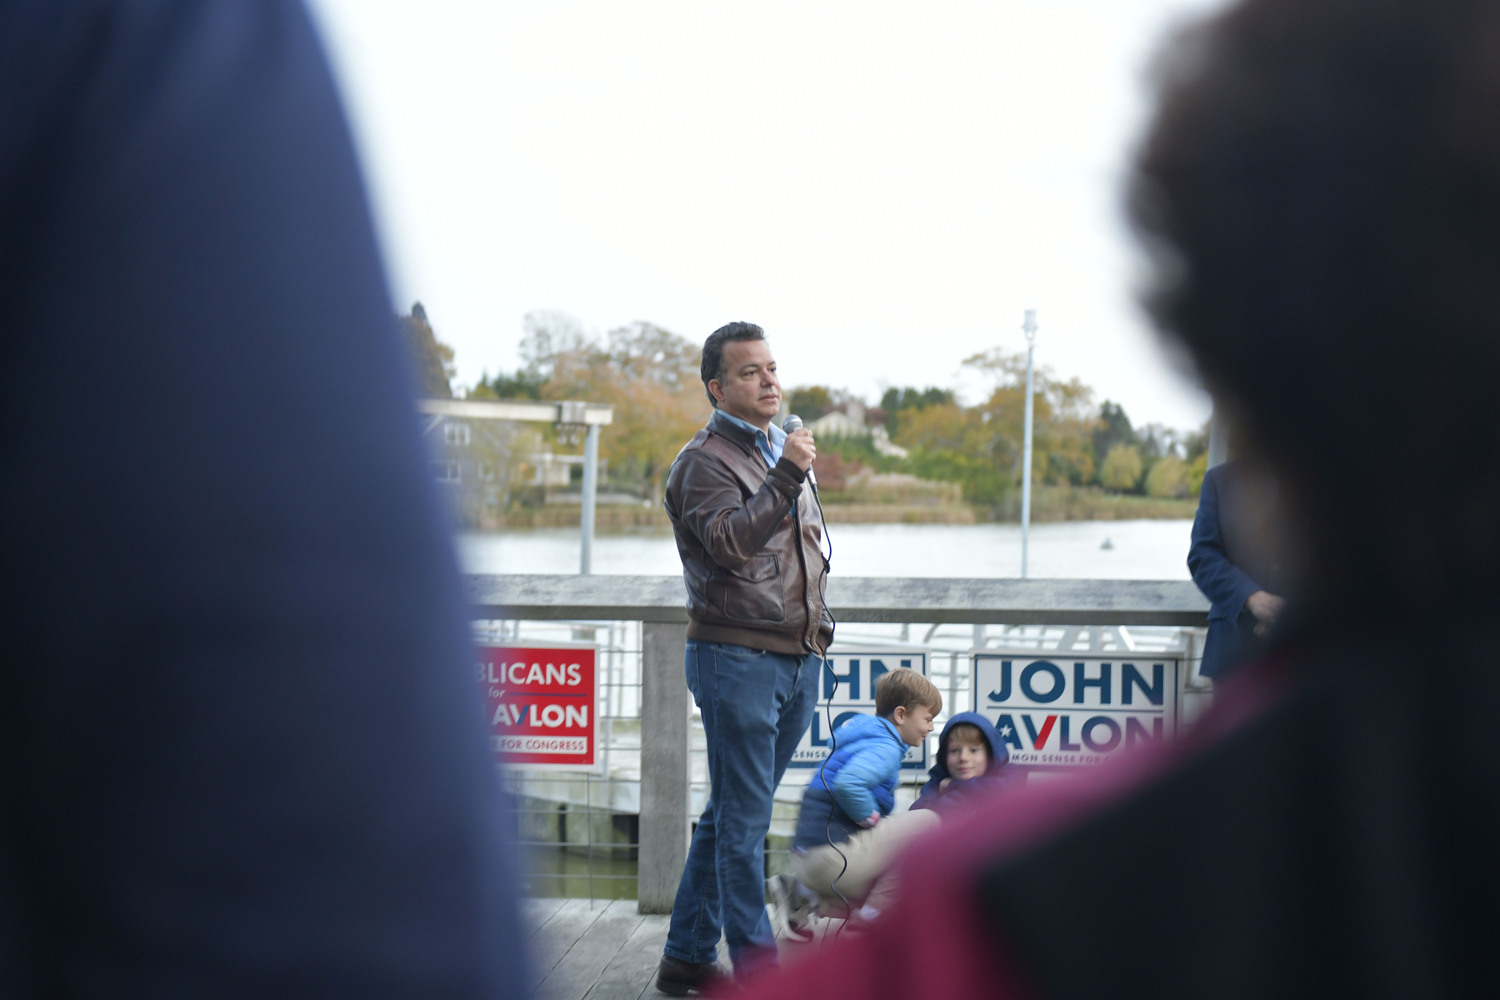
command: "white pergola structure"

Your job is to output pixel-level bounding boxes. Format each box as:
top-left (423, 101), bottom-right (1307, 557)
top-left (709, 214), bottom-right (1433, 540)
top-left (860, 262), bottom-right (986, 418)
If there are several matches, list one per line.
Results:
top-left (417, 398), bottom-right (614, 573)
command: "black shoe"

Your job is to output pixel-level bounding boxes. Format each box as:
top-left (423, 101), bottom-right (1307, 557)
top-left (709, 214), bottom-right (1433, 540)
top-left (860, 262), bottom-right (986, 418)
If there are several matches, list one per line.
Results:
top-left (656, 954), bottom-right (725, 996)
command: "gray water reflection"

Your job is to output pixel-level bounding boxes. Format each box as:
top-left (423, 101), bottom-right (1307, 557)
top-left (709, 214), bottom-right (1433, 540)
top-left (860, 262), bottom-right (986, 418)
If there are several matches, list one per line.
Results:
top-left (461, 519), bottom-right (1195, 580)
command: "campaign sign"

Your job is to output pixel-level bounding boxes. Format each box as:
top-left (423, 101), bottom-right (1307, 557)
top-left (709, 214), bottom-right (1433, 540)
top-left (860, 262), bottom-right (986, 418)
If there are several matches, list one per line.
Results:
top-left (972, 653), bottom-right (1180, 767)
top-left (478, 645), bottom-right (597, 769)
top-left (790, 648), bottom-right (930, 771)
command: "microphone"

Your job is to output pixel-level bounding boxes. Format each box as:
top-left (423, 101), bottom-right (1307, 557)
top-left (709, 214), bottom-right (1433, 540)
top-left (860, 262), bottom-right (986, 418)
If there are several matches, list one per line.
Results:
top-left (782, 413), bottom-right (817, 492)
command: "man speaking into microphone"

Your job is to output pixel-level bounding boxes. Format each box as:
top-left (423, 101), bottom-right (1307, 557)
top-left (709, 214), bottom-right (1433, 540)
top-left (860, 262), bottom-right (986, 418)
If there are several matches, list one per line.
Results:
top-left (656, 321), bottom-right (832, 994)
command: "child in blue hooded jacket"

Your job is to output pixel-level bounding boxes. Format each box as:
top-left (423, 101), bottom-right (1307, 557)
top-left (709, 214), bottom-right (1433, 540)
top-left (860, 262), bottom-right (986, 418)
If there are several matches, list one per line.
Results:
top-left (772, 669), bottom-right (943, 935)
top-left (911, 711), bottom-right (1014, 816)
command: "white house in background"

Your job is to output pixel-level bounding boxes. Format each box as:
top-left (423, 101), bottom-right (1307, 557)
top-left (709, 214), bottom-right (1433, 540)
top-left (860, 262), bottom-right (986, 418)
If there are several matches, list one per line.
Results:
top-left (807, 401), bottom-right (909, 459)
top-left (419, 413), bottom-right (515, 528)
top-left (528, 452), bottom-right (575, 488)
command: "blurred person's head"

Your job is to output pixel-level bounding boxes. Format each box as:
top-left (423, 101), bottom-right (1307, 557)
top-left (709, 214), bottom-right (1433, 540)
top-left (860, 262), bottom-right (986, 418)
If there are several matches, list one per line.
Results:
top-left (1129, 0), bottom-right (1500, 623)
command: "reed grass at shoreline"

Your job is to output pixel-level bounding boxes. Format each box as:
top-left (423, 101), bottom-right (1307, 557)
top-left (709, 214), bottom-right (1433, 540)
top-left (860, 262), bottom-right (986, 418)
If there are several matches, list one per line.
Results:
top-left (491, 486), bottom-right (1196, 532)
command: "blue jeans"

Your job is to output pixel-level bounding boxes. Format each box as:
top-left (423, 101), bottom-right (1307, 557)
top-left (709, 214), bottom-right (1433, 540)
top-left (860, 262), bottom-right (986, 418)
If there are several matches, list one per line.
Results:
top-left (664, 641), bottom-right (820, 974)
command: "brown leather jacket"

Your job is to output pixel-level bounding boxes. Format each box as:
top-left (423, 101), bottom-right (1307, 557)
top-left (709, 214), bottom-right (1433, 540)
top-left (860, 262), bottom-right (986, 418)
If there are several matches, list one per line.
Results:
top-left (664, 410), bottom-right (833, 656)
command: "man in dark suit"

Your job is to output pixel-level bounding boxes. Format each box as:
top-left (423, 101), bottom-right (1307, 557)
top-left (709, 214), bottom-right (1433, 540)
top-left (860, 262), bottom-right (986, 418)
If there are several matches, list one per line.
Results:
top-left (1187, 459), bottom-right (1288, 679)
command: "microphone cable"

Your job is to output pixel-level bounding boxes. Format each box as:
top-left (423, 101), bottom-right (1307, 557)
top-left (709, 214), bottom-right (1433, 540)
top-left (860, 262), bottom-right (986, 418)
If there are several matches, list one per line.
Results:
top-left (807, 468), bottom-right (853, 925)
top-left (786, 415), bottom-right (857, 935)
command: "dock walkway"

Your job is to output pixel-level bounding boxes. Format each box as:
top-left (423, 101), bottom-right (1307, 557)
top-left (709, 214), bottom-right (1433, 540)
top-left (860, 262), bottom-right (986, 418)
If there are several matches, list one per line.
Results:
top-left (525, 898), bottom-right (818, 999)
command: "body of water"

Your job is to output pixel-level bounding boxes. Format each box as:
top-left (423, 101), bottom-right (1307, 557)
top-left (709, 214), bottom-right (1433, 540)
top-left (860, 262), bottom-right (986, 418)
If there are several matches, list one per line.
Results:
top-left (459, 519), bottom-right (1195, 580)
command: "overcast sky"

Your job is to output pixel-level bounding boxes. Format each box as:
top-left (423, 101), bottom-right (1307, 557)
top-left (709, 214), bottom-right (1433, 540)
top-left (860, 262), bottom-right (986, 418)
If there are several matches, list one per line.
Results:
top-left (306, 0), bottom-right (1228, 431)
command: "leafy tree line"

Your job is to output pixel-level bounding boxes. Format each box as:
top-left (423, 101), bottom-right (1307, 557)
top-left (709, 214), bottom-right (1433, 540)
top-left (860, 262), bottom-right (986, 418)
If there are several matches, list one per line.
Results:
top-left (807, 354), bottom-right (1207, 506)
top-left (401, 303), bottom-right (1208, 510)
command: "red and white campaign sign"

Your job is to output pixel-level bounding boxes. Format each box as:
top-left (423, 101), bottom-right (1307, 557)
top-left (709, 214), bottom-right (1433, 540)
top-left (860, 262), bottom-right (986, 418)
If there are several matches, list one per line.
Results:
top-left (478, 645), bottom-right (597, 769)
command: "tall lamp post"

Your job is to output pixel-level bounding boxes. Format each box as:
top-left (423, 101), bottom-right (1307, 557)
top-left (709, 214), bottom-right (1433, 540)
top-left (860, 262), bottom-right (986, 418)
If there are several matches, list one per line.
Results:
top-left (554, 401), bottom-right (595, 574)
top-left (1021, 309), bottom-right (1038, 579)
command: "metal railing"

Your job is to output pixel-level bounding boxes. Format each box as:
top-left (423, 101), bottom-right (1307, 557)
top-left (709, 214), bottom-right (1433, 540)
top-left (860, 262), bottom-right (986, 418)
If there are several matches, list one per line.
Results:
top-left (472, 574), bottom-right (1211, 911)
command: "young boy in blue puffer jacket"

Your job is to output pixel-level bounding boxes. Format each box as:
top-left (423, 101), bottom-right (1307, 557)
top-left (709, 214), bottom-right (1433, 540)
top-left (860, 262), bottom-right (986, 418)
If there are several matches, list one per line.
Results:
top-left (769, 669), bottom-right (943, 937)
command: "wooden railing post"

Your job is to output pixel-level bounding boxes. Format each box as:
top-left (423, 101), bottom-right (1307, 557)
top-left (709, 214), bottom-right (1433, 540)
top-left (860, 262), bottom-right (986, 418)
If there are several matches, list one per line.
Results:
top-left (638, 621), bottom-right (690, 913)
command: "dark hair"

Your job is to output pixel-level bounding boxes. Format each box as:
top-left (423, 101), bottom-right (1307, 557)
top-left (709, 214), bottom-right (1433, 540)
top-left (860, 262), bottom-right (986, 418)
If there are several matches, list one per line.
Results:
top-left (700, 322), bottom-right (766, 408)
top-left (874, 668), bottom-right (942, 718)
top-left (1129, 0), bottom-right (1500, 620)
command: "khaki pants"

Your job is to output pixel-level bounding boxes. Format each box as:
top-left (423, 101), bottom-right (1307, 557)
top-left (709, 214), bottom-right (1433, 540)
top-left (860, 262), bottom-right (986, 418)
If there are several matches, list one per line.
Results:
top-left (793, 809), bottom-right (940, 915)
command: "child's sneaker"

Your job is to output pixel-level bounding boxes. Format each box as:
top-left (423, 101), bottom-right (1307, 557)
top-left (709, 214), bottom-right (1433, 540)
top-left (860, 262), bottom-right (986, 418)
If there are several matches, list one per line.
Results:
top-left (766, 874), bottom-right (817, 942)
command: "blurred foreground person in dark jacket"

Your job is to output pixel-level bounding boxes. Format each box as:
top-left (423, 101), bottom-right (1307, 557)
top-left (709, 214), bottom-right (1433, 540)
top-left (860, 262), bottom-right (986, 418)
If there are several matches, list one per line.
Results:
top-left (736, 0), bottom-right (1500, 996)
top-left (0, 2), bottom-right (524, 995)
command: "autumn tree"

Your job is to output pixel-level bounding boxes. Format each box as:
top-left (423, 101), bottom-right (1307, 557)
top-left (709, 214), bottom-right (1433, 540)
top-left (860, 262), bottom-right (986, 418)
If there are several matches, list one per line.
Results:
top-left (1145, 454), bottom-right (1191, 498)
top-left (1138, 422), bottom-right (1185, 460)
top-left (895, 401), bottom-right (1011, 505)
top-left (895, 401), bottom-right (985, 454)
top-left (1093, 401), bottom-right (1138, 471)
top-left (1182, 421), bottom-right (1211, 462)
top-left (1186, 452), bottom-right (1210, 498)
top-left (879, 386), bottom-right (954, 438)
top-left (1176, 418), bottom-right (1212, 497)
top-left (960, 349), bottom-right (1098, 488)
top-left (785, 386), bottom-right (836, 423)
top-left (470, 369), bottom-right (544, 400)
top-left (1100, 443), bottom-right (1144, 492)
top-left (401, 302), bottom-right (455, 398)
top-left (520, 312), bottom-right (709, 503)
top-left (517, 310), bottom-right (592, 382)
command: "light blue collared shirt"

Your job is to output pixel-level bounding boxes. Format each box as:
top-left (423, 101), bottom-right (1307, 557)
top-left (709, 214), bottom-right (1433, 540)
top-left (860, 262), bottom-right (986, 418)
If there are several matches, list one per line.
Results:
top-left (716, 410), bottom-right (786, 467)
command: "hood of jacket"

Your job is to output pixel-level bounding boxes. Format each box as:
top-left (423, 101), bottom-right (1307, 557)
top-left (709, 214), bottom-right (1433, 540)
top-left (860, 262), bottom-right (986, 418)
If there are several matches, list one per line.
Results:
top-left (921, 711), bottom-right (1008, 790)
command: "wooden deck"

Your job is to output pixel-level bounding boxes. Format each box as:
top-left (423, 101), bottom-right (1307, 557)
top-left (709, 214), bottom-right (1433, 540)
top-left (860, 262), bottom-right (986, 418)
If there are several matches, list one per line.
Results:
top-left (524, 899), bottom-right (680, 1000)
top-left (524, 898), bottom-right (824, 999)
